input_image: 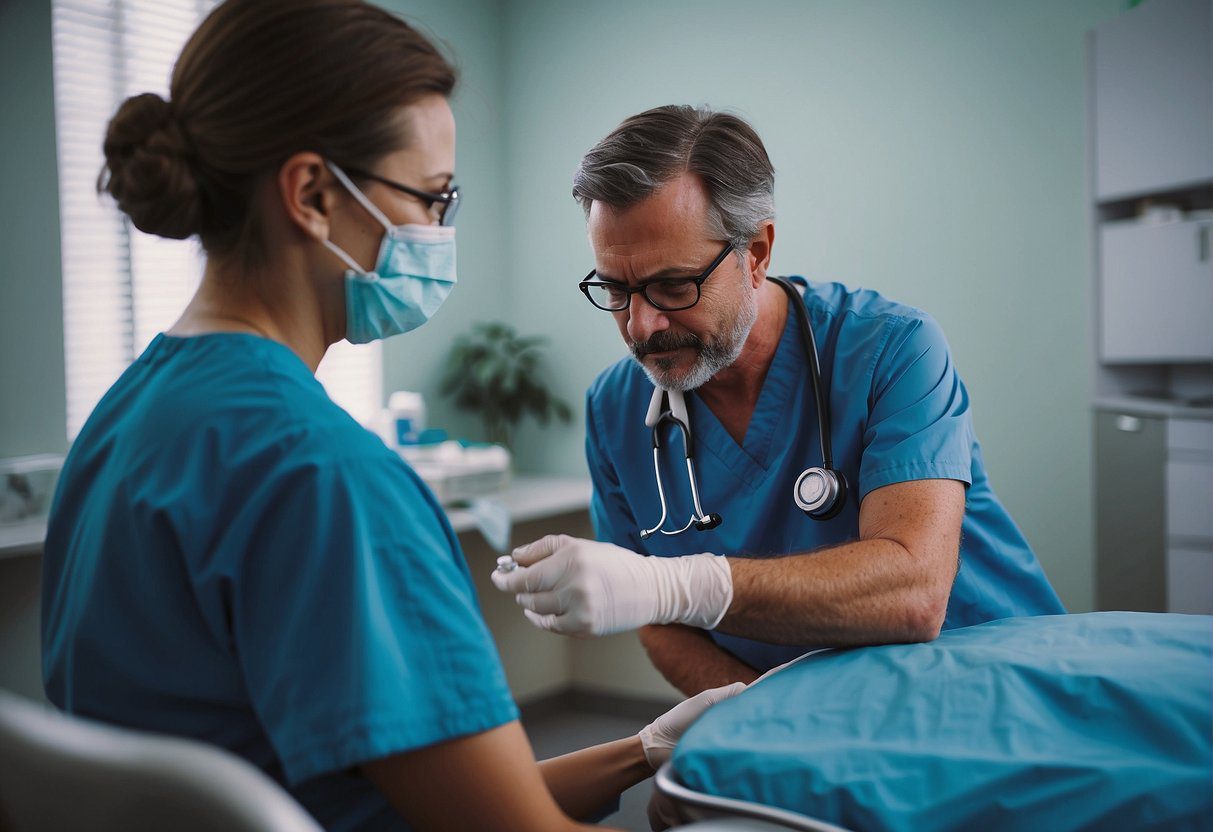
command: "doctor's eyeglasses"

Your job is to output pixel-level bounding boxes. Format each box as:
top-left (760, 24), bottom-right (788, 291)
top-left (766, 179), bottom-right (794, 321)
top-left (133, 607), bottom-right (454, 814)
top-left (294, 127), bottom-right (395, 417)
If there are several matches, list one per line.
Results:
top-left (344, 167), bottom-right (461, 226)
top-left (579, 242), bottom-right (734, 312)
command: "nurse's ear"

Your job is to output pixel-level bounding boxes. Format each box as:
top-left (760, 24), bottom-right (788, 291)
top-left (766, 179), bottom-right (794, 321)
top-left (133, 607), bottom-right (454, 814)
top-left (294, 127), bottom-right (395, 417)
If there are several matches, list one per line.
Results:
top-left (744, 220), bottom-right (775, 288)
top-left (276, 151), bottom-right (335, 243)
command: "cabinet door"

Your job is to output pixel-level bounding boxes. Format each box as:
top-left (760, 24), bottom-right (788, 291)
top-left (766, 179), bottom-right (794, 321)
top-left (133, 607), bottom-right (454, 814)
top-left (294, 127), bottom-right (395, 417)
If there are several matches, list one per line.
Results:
top-left (1167, 460), bottom-right (1213, 539)
top-left (1094, 0), bottom-right (1213, 200)
top-left (1100, 219), bottom-right (1213, 362)
top-left (1165, 419), bottom-right (1213, 613)
top-left (1096, 411), bottom-right (1166, 611)
top-left (1167, 546), bottom-right (1213, 613)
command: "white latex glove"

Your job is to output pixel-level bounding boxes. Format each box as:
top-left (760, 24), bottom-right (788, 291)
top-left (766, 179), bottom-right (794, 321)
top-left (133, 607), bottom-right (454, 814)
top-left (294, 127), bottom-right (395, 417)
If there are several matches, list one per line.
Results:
top-left (489, 534), bottom-right (733, 637)
top-left (638, 681), bottom-right (747, 770)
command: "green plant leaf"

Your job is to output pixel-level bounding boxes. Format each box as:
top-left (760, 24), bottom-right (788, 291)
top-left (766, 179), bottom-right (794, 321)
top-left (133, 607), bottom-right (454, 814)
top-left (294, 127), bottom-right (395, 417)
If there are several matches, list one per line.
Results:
top-left (437, 319), bottom-right (580, 449)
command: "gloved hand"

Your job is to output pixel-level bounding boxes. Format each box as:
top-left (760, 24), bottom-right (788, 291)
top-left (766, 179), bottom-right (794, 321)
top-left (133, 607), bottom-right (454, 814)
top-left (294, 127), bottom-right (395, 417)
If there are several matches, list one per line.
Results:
top-left (639, 681), bottom-right (747, 770)
top-left (489, 534), bottom-right (733, 637)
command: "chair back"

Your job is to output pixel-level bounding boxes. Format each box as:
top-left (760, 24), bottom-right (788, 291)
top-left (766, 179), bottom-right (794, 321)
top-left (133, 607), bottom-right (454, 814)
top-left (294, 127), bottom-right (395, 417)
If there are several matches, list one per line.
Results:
top-left (0, 690), bottom-right (322, 832)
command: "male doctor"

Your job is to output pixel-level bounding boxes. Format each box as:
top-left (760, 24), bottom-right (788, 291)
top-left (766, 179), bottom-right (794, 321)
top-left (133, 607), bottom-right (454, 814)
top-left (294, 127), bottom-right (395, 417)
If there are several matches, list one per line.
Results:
top-left (493, 105), bottom-right (1064, 696)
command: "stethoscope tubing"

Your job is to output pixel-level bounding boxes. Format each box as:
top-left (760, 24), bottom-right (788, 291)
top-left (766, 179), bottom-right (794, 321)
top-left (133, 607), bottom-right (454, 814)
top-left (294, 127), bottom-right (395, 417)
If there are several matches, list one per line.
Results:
top-left (640, 276), bottom-right (844, 537)
top-left (770, 276), bottom-right (836, 471)
top-left (641, 404), bottom-right (713, 538)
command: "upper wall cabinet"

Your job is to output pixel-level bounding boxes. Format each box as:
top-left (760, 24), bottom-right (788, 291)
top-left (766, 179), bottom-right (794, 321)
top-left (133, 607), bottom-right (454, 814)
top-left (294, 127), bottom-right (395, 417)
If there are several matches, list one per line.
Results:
top-left (1094, 0), bottom-right (1213, 201)
top-left (1100, 217), bottom-right (1213, 362)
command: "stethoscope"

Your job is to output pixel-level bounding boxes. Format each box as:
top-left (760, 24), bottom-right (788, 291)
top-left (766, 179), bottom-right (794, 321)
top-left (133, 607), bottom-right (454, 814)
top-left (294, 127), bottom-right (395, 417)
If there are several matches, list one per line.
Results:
top-left (639, 276), bottom-right (849, 540)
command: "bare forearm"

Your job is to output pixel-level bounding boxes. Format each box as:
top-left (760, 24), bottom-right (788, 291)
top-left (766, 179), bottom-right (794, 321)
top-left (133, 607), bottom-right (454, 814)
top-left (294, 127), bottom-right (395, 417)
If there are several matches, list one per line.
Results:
top-left (720, 536), bottom-right (954, 646)
top-left (538, 736), bottom-right (651, 821)
top-left (361, 722), bottom-right (604, 832)
top-left (639, 624), bottom-right (759, 696)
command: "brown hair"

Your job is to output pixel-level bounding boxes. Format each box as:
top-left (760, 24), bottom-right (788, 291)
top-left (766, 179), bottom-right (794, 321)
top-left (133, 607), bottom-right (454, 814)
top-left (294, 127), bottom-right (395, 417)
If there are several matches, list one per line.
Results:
top-left (98, 0), bottom-right (456, 263)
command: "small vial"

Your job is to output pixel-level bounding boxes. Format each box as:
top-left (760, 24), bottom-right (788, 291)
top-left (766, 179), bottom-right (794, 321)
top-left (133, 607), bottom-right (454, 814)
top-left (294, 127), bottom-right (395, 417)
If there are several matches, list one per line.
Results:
top-left (496, 555), bottom-right (518, 573)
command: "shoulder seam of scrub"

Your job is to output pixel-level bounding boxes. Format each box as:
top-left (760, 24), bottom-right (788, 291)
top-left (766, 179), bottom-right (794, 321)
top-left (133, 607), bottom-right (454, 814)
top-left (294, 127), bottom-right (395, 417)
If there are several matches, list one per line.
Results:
top-left (865, 314), bottom-right (911, 406)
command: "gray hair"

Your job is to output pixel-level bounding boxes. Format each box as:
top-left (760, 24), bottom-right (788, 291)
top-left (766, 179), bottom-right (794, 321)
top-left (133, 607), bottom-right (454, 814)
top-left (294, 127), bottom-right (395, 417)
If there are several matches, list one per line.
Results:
top-left (572, 105), bottom-right (775, 254)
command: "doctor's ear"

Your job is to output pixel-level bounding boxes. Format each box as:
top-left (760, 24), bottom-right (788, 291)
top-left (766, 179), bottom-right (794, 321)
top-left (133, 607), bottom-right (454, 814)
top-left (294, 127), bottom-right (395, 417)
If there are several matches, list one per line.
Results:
top-left (277, 151), bottom-right (338, 243)
top-left (744, 221), bottom-right (775, 287)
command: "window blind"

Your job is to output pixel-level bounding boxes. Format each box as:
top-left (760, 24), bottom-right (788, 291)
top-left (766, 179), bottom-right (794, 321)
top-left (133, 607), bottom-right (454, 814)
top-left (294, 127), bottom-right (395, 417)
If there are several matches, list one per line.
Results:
top-left (51, 0), bottom-right (382, 439)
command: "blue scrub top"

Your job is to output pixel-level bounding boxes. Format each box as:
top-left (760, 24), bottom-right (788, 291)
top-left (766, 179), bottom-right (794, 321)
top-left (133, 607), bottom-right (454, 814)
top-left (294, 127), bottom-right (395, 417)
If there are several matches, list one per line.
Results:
top-left (585, 278), bottom-right (1065, 672)
top-left (42, 333), bottom-right (518, 832)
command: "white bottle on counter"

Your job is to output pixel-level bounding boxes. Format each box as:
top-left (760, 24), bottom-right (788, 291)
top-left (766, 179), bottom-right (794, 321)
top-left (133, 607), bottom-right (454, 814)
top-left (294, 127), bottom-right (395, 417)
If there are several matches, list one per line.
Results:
top-left (387, 391), bottom-right (426, 448)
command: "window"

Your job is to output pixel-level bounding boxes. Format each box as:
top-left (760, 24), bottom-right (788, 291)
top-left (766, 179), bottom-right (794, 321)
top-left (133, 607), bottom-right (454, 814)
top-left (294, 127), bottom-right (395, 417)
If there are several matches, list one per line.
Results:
top-left (51, 0), bottom-right (381, 439)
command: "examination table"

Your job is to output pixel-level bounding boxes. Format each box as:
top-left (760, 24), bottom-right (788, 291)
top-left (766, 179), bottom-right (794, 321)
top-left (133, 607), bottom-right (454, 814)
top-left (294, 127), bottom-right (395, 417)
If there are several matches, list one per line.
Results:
top-left (656, 612), bottom-right (1212, 831)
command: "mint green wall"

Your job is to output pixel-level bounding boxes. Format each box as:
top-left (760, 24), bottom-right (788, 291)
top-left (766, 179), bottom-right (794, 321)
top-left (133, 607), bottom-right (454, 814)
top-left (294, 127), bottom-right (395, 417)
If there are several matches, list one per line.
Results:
top-left (0, 0), bottom-right (64, 703)
top-left (500, 0), bottom-right (1123, 612)
top-left (378, 0), bottom-right (511, 442)
top-left (0, 0), bottom-right (66, 461)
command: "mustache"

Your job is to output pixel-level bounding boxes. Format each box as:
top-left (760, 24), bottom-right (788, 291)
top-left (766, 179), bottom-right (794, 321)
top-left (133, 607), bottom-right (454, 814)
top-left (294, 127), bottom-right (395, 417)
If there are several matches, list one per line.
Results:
top-left (630, 331), bottom-right (705, 360)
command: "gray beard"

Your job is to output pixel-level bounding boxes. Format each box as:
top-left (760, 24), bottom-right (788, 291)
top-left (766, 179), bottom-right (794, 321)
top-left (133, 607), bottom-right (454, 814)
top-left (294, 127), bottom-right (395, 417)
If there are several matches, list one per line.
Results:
top-left (633, 287), bottom-right (759, 392)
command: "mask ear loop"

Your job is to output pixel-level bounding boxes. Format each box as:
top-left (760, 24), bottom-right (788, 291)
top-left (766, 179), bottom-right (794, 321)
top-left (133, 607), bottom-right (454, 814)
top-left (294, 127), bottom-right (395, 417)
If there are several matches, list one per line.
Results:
top-left (326, 161), bottom-right (393, 229)
top-left (322, 238), bottom-right (374, 281)
top-left (323, 161), bottom-right (395, 282)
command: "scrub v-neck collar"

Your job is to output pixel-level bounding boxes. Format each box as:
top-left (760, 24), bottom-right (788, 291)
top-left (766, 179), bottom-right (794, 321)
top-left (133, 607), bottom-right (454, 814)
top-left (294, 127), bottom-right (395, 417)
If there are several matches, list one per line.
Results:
top-left (686, 305), bottom-right (803, 484)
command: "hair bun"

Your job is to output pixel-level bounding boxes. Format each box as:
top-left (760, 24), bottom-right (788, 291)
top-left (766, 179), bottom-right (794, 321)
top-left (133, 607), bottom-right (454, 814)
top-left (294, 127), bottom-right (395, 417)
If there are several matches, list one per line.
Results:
top-left (98, 92), bottom-right (202, 240)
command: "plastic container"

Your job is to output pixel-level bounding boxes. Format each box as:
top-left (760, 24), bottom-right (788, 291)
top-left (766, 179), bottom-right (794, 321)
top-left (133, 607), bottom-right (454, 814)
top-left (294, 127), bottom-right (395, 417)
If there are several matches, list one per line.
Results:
top-left (0, 454), bottom-right (65, 525)
top-left (400, 441), bottom-right (511, 505)
top-left (387, 391), bottom-right (426, 448)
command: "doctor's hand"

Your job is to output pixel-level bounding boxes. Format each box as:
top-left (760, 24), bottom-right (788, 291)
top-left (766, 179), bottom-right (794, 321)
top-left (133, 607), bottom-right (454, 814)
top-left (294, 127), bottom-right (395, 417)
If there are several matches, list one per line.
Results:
top-left (489, 535), bottom-right (733, 637)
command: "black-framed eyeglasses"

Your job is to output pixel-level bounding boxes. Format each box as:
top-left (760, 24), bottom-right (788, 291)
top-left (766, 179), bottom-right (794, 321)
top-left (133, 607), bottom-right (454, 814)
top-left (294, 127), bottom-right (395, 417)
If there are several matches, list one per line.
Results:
top-left (344, 167), bottom-right (461, 227)
top-left (579, 242), bottom-right (734, 312)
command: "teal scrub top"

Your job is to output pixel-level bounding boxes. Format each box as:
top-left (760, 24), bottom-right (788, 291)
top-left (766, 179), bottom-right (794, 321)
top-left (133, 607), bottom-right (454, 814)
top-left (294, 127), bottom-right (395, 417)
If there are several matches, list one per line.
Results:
top-left (42, 333), bottom-right (518, 831)
top-left (585, 278), bottom-right (1065, 672)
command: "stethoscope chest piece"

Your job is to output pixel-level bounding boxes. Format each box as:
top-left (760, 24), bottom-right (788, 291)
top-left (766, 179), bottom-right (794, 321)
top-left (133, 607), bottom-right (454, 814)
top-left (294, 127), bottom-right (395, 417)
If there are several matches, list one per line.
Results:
top-left (793, 466), bottom-right (847, 520)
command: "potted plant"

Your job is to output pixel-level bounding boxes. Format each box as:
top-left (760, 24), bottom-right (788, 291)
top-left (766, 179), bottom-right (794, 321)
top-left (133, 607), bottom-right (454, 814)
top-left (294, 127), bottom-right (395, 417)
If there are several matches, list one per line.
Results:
top-left (439, 321), bottom-right (573, 449)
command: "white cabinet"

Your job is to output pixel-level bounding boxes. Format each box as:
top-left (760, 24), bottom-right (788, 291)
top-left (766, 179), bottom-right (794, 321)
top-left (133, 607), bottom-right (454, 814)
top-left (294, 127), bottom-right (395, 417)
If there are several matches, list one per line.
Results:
top-left (1091, 0), bottom-right (1213, 614)
top-left (1167, 546), bottom-right (1213, 613)
top-left (1166, 418), bottom-right (1213, 614)
top-left (1096, 412), bottom-right (1213, 613)
top-left (1167, 459), bottom-right (1213, 538)
top-left (1093, 0), bottom-right (1213, 200)
top-left (1100, 218), bottom-right (1213, 362)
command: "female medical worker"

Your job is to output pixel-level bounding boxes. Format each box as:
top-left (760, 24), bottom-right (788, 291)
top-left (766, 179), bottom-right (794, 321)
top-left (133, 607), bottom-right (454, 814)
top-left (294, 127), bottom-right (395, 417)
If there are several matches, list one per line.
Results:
top-left (39, 1), bottom-right (741, 829)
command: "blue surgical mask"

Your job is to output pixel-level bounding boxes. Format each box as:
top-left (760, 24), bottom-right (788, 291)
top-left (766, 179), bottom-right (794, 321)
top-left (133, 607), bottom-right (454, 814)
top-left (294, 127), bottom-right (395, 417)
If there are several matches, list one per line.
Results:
top-left (323, 162), bottom-right (457, 344)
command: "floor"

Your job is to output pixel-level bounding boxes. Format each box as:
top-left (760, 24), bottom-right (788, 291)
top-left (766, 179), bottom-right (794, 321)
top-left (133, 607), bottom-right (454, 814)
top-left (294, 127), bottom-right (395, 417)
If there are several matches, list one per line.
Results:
top-left (522, 699), bottom-right (671, 831)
